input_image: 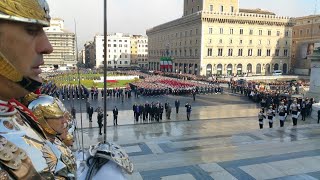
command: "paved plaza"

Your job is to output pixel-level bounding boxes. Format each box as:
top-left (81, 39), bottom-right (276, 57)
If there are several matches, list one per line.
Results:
top-left (71, 93), bottom-right (320, 180)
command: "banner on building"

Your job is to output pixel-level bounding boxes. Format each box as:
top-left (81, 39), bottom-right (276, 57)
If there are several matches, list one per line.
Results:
top-left (160, 57), bottom-right (173, 70)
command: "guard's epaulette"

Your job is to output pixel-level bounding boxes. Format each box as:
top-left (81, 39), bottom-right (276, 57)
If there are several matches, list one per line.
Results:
top-left (0, 135), bottom-right (47, 179)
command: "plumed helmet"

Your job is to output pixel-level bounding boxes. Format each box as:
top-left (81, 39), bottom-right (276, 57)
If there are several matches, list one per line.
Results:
top-left (0, 0), bottom-right (50, 27)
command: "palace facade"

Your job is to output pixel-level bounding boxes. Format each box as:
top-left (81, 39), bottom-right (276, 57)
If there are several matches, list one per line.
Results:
top-left (147, 0), bottom-right (295, 76)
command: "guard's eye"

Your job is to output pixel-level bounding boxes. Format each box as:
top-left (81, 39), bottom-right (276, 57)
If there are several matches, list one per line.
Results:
top-left (25, 25), bottom-right (43, 36)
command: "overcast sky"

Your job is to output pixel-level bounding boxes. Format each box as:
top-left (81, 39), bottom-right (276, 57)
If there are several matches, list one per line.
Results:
top-left (46, 0), bottom-right (318, 49)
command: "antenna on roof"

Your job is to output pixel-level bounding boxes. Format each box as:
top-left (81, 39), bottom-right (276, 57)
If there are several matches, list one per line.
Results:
top-left (315, 0), bottom-right (318, 15)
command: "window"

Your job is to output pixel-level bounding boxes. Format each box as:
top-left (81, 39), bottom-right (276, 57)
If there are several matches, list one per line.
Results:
top-left (191, 8), bottom-right (194, 13)
top-left (258, 40), bottom-right (261, 45)
top-left (299, 30), bottom-right (303, 35)
top-left (196, 29), bottom-right (198, 35)
top-left (285, 31), bottom-right (289, 37)
top-left (259, 30), bottom-right (263, 35)
top-left (277, 31), bottom-right (280, 36)
top-left (240, 40), bottom-right (243, 44)
top-left (218, 48), bottom-right (223, 56)
top-left (190, 30), bottom-right (192, 36)
top-left (268, 40), bottom-right (271, 45)
top-left (125, 61), bottom-right (128, 64)
top-left (257, 49), bottom-right (262, 56)
top-left (240, 29), bottom-right (243, 35)
top-left (249, 29), bottom-right (253, 35)
top-left (220, 28), bottom-right (223, 34)
top-left (209, 28), bottom-right (213, 34)
top-left (230, 28), bottom-right (234, 34)
top-left (266, 49), bottom-right (271, 56)
top-left (220, 5), bottom-right (224, 12)
top-left (268, 30), bottom-right (271, 36)
top-left (228, 49), bottom-right (233, 56)
top-left (195, 49), bottom-right (198, 56)
top-left (275, 49), bottom-right (280, 56)
top-left (189, 49), bottom-right (192, 56)
top-left (238, 49), bottom-right (243, 56)
top-left (248, 49), bottom-right (253, 56)
top-left (108, 44), bottom-right (111, 47)
top-left (230, 39), bottom-right (233, 44)
top-left (249, 40), bottom-right (252, 44)
top-left (219, 39), bottom-right (223, 44)
top-left (231, 6), bottom-right (234, 12)
top-left (307, 29), bottom-right (310, 35)
top-left (210, 5), bottom-right (213, 11)
top-left (284, 49), bottom-right (288, 56)
top-left (209, 39), bottom-right (212, 44)
top-left (207, 48), bottom-right (213, 56)
top-left (113, 44), bottom-right (116, 47)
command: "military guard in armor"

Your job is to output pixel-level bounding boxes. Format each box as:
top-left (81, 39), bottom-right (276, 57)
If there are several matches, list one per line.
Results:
top-left (0, 0), bottom-right (66, 178)
top-left (266, 106), bottom-right (276, 128)
top-left (21, 93), bottom-right (77, 178)
top-left (278, 101), bottom-right (287, 127)
top-left (258, 109), bottom-right (266, 129)
top-left (290, 99), bottom-right (300, 126)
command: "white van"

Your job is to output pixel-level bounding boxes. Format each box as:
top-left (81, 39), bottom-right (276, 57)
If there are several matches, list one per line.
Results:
top-left (272, 70), bottom-right (282, 76)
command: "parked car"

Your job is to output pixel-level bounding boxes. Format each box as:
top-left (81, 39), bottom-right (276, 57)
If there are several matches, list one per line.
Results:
top-left (272, 70), bottom-right (282, 76)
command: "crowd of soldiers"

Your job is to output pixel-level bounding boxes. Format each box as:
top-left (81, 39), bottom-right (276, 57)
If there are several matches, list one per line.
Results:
top-left (40, 82), bottom-right (90, 100)
top-left (132, 100), bottom-right (188, 123)
top-left (130, 75), bottom-right (224, 96)
top-left (258, 97), bottom-right (314, 129)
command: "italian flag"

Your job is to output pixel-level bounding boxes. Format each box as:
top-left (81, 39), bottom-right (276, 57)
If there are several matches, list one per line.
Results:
top-left (160, 57), bottom-right (173, 69)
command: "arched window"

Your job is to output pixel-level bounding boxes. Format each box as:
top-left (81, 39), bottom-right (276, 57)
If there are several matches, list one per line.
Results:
top-left (206, 64), bottom-right (212, 77)
top-left (256, 64), bottom-right (261, 74)
top-left (227, 64), bottom-right (233, 75)
top-left (283, 63), bottom-right (287, 74)
top-left (217, 64), bottom-right (222, 75)
top-left (247, 64), bottom-right (252, 73)
top-left (237, 64), bottom-right (242, 75)
top-left (274, 63), bottom-right (279, 70)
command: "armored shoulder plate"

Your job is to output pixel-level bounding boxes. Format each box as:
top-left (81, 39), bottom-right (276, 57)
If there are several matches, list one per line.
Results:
top-left (89, 142), bottom-right (133, 174)
top-left (0, 101), bottom-right (56, 179)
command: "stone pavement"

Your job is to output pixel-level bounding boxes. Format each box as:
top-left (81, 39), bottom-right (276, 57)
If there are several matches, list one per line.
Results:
top-left (73, 116), bottom-right (319, 179)
top-left (71, 93), bottom-right (320, 180)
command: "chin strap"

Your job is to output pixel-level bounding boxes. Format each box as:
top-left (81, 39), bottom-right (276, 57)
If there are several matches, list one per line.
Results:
top-left (17, 77), bottom-right (42, 92)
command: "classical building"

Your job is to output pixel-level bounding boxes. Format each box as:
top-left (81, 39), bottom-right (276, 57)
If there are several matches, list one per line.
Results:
top-left (93, 33), bottom-right (131, 68)
top-left (130, 35), bottom-right (148, 68)
top-left (43, 18), bottom-right (77, 68)
top-left (147, 0), bottom-right (294, 76)
top-left (292, 15), bottom-right (320, 75)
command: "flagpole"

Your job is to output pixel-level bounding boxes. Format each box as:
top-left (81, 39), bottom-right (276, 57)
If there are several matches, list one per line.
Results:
top-left (103, 0), bottom-right (108, 143)
top-left (74, 19), bottom-right (85, 160)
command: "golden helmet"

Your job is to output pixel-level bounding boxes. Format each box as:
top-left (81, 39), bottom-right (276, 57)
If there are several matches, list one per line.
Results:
top-left (0, 0), bottom-right (50, 27)
top-left (23, 93), bottom-right (69, 136)
top-left (0, 0), bottom-right (51, 86)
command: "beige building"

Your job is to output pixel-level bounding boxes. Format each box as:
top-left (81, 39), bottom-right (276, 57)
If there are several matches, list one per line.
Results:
top-left (43, 18), bottom-right (77, 68)
top-left (292, 15), bottom-right (320, 75)
top-left (147, 0), bottom-right (294, 76)
top-left (130, 35), bottom-right (148, 68)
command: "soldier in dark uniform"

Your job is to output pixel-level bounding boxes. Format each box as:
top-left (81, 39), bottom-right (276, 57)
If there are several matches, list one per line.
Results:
top-left (185, 103), bottom-right (192, 121)
top-left (113, 106), bottom-right (118, 126)
top-left (175, 99), bottom-right (180, 114)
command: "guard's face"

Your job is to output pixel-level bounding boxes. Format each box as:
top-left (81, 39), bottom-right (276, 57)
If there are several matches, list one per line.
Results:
top-left (47, 115), bottom-right (68, 135)
top-left (0, 21), bottom-right (53, 82)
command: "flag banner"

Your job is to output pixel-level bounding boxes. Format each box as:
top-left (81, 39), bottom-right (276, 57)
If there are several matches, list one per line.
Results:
top-left (160, 57), bottom-right (173, 69)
